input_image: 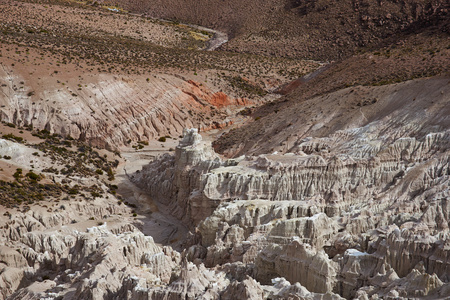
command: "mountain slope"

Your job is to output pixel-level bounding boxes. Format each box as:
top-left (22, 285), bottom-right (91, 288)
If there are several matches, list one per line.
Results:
top-left (112, 0), bottom-right (449, 59)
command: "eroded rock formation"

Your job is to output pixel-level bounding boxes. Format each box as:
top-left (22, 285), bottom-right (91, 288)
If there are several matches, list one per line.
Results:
top-left (1, 82), bottom-right (448, 298)
top-left (132, 89), bottom-right (449, 298)
top-left (0, 69), bottom-right (247, 150)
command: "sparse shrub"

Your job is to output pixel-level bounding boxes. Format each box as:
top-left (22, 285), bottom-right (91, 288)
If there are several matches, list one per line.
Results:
top-left (238, 108), bottom-right (252, 116)
top-left (25, 171), bottom-right (40, 181)
top-left (68, 188), bottom-right (78, 195)
top-left (107, 168), bottom-right (115, 181)
top-left (13, 168), bottom-right (23, 180)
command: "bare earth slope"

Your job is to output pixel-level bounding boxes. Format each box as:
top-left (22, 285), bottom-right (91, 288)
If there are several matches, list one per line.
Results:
top-left (214, 76), bottom-right (450, 157)
top-left (0, 59), bottom-right (245, 149)
top-left (112, 0), bottom-right (449, 60)
top-left (0, 0), bottom-right (319, 149)
top-left (213, 25), bottom-right (450, 156)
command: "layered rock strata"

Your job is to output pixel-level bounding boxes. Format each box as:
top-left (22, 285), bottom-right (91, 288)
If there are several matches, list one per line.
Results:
top-left (1, 76), bottom-right (448, 298)
top-left (0, 69), bottom-right (247, 149)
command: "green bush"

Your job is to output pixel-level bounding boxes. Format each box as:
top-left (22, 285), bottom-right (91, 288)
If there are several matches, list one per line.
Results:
top-left (2, 133), bottom-right (23, 143)
top-left (26, 171), bottom-right (40, 181)
top-left (13, 169), bottom-right (22, 180)
top-left (107, 168), bottom-right (115, 181)
top-left (68, 188), bottom-right (79, 195)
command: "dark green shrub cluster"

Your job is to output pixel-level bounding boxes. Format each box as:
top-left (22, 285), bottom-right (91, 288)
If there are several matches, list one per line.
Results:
top-left (25, 171), bottom-right (40, 181)
top-left (0, 177), bottom-right (63, 208)
top-left (2, 133), bottom-right (23, 143)
top-left (32, 130), bottom-right (118, 178)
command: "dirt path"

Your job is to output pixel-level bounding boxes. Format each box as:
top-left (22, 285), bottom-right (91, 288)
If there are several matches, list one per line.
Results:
top-left (114, 139), bottom-right (189, 250)
top-left (112, 127), bottom-right (235, 249)
top-left (206, 31), bottom-right (228, 51)
top-left (134, 12), bottom-right (229, 51)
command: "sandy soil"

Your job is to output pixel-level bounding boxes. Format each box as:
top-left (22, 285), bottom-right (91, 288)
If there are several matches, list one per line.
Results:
top-left (0, 118), bottom-right (188, 248)
top-left (113, 138), bottom-right (188, 248)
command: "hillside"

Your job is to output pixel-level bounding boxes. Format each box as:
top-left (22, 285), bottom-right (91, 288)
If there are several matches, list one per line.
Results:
top-left (110, 0), bottom-right (449, 60)
top-left (0, 0), bottom-right (318, 149)
top-left (213, 25), bottom-right (450, 156)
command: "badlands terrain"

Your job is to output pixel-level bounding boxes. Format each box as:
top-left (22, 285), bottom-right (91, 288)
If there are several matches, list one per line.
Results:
top-left (0, 0), bottom-right (449, 299)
